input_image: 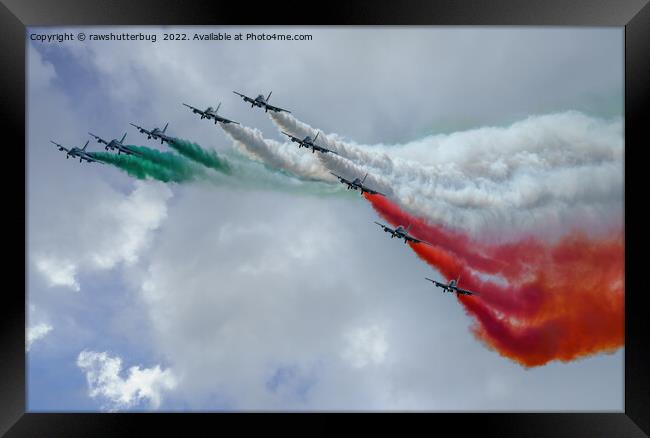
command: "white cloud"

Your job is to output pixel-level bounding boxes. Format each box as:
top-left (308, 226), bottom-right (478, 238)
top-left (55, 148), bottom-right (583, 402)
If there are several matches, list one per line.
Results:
top-left (342, 324), bottom-right (388, 369)
top-left (76, 350), bottom-right (177, 411)
top-left (34, 257), bottom-right (80, 291)
top-left (87, 181), bottom-right (173, 269)
top-left (28, 47), bottom-right (56, 89)
top-left (31, 180), bottom-right (172, 291)
top-left (26, 323), bottom-right (53, 351)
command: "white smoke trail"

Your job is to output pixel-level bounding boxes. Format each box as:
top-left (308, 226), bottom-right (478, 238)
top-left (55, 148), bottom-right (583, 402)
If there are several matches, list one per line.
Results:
top-left (317, 152), bottom-right (395, 198)
top-left (270, 112), bottom-right (394, 170)
top-left (220, 122), bottom-right (335, 182)
top-left (270, 111), bottom-right (622, 181)
top-left (269, 111), bottom-right (623, 240)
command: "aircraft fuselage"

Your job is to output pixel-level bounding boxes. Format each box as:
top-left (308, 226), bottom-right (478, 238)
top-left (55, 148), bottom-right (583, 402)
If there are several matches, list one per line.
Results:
top-left (67, 149), bottom-right (94, 162)
top-left (106, 140), bottom-right (120, 150)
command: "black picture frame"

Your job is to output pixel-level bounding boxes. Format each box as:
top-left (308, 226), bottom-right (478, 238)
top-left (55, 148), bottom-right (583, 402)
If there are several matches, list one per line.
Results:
top-left (3, 0), bottom-right (648, 435)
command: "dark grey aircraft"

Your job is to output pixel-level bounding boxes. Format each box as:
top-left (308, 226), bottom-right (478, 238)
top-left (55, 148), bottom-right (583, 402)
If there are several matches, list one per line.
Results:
top-left (282, 131), bottom-right (338, 155)
top-left (233, 91), bottom-right (291, 113)
top-left (182, 102), bottom-right (239, 124)
top-left (330, 172), bottom-right (384, 195)
top-left (129, 122), bottom-right (174, 144)
top-left (374, 222), bottom-right (431, 245)
top-left (426, 276), bottom-right (478, 296)
top-left (88, 132), bottom-right (142, 156)
top-left (50, 140), bottom-right (101, 163)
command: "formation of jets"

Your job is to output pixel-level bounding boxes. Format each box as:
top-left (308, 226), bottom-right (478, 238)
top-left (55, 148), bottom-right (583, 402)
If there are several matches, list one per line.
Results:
top-left (50, 89), bottom-right (479, 298)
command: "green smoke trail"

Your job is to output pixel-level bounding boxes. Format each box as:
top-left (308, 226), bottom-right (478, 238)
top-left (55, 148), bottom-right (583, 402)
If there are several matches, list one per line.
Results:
top-left (125, 145), bottom-right (204, 180)
top-left (168, 138), bottom-right (232, 174)
top-left (91, 144), bottom-right (351, 198)
top-left (89, 152), bottom-right (194, 183)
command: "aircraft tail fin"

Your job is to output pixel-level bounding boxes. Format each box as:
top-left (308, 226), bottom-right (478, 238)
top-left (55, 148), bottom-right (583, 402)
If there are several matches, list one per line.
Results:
top-left (82, 140), bottom-right (89, 151)
top-left (362, 173), bottom-right (368, 184)
top-left (120, 133), bottom-right (127, 143)
top-left (163, 122), bottom-right (169, 133)
top-left (216, 102), bottom-right (221, 114)
top-left (267, 91), bottom-right (272, 102)
top-left (314, 131), bottom-right (319, 142)
top-left (407, 223), bottom-right (412, 232)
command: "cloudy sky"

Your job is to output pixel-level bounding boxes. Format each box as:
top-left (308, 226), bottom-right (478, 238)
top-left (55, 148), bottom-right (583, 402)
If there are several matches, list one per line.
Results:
top-left (27, 26), bottom-right (623, 411)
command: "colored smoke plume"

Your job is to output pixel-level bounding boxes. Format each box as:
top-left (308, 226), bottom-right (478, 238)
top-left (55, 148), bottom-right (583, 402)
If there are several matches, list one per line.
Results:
top-left (273, 111), bottom-right (623, 239)
top-left (126, 145), bottom-right (205, 180)
top-left (167, 138), bottom-right (232, 174)
top-left (89, 152), bottom-right (194, 183)
top-left (220, 122), bottom-right (334, 181)
top-left (365, 193), bottom-right (624, 367)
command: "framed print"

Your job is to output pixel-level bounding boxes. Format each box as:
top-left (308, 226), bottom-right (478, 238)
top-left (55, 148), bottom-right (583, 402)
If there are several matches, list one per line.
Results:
top-left (2, 0), bottom-right (648, 435)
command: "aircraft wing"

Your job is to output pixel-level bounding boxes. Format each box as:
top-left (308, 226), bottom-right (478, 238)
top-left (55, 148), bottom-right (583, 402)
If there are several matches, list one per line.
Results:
top-left (182, 103), bottom-right (206, 116)
top-left (50, 140), bottom-right (70, 153)
top-left (265, 103), bottom-right (291, 114)
top-left (218, 116), bottom-right (239, 125)
top-left (313, 144), bottom-right (338, 155)
top-left (129, 123), bottom-right (150, 135)
top-left (88, 132), bottom-right (108, 145)
top-left (405, 235), bottom-right (423, 244)
top-left (232, 91), bottom-right (254, 103)
top-left (329, 172), bottom-right (352, 185)
top-left (405, 235), bottom-right (433, 246)
top-left (122, 146), bottom-right (143, 157)
top-left (362, 186), bottom-right (385, 196)
top-left (82, 154), bottom-right (103, 164)
top-left (281, 131), bottom-right (301, 143)
top-left (453, 286), bottom-right (476, 296)
top-left (374, 221), bottom-right (393, 233)
top-left (425, 278), bottom-right (445, 289)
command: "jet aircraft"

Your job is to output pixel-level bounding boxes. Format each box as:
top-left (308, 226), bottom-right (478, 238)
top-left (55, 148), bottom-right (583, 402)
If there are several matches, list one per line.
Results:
top-left (374, 222), bottom-right (431, 245)
top-left (88, 132), bottom-right (142, 156)
top-left (129, 122), bottom-right (173, 144)
top-left (330, 172), bottom-right (384, 195)
top-left (50, 140), bottom-right (101, 163)
top-left (282, 131), bottom-right (338, 155)
top-left (182, 102), bottom-right (239, 124)
top-left (232, 91), bottom-right (291, 113)
top-left (425, 276), bottom-right (478, 296)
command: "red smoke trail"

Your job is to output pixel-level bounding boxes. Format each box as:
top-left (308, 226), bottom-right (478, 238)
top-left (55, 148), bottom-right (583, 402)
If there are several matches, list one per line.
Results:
top-left (459, 293), bottom-right (623, 367)
top-left (364, 193), bottom-right (545, 279)
top-left (364, 193), bottom-right (624, 366)
top-left (408, 243), bottom-right (547, 319)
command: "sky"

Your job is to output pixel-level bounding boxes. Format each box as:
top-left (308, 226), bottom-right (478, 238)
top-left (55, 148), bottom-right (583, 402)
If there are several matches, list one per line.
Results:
top-left (26, 26), bottom-right (624, 411)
